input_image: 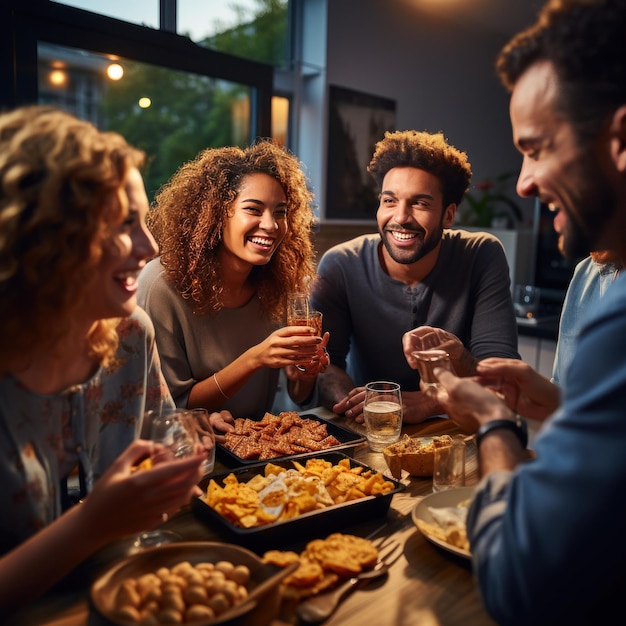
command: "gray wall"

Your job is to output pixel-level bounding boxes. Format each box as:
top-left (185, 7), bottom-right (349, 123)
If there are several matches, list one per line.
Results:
top-left (324, 0), bottom-right (540, 225)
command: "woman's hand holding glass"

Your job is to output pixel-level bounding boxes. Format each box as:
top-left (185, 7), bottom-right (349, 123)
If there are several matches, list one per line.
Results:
top-left (284, 330), bottom-right (330, 381)
top-left (77, 438), bottom-right (203, 547)
top-left (285, 293), bottom-right (329, 374)
top-left (129, 408), bottom-right (206, 549)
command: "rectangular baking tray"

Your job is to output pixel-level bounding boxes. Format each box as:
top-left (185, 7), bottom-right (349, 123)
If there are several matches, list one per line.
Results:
top-left (192, 451), bottom-right (404, 552)
top-left (215, 413), bottom-right (367, 467)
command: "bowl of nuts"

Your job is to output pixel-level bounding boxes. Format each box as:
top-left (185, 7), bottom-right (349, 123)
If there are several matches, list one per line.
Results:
top-left (90, 541), bottom-right (298, 626)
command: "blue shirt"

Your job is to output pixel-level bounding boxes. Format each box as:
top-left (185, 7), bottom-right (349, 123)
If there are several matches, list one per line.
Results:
top-left (468, 272), bottom-right (626, 625)
top-left (552, 255), bottom-right (619, 386)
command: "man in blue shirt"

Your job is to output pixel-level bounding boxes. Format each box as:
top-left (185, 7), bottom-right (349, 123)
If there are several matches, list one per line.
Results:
top-left (428, 1), bottom-right (626, 624)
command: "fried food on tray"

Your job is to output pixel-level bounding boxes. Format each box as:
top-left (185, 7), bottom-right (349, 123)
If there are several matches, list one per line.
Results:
top-left (203, 457), bottom-right (395, 528)
top-left (222, 411), bottom-right (342, 460)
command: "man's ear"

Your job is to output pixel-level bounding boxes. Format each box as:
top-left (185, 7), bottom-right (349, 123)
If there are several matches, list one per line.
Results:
top-left (609, 104), bottom-right (626, 173)
top-left (443, 203), bottom-right (456, 228)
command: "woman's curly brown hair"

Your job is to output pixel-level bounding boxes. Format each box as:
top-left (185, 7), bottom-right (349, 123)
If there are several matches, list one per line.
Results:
top-left (0, 105), bottom-right (145, 375)
top-left (147, 140), bottom-right (317, 322)
top-left (367, 130), bottom-right (472, 208)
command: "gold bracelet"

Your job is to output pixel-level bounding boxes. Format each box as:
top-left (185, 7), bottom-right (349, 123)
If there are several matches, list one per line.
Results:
top-left (213, 372), bottom-right (230, 400)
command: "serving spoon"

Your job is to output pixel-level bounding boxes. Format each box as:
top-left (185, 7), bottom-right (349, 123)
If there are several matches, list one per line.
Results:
top-left (296, 539), bottom-right (402, 623)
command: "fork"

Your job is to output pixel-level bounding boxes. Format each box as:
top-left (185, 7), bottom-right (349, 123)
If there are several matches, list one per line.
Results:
top-left (296, 537), bottom-right (403, 623)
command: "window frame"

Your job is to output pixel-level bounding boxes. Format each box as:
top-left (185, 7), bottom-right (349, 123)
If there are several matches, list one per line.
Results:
top-left (1, 0), bottom-right (273, 139)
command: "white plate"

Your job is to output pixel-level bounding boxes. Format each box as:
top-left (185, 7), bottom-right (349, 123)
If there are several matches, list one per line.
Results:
top-left (412, 486), bottom-right (475, 559)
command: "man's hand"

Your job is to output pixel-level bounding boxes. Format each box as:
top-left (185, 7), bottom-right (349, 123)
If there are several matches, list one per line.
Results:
top-left (476, 357), bottom-right (560, 421)
top-left (335, 388), bottom-right (449, 426)
top-left (403, 326), bottom-right (478, 376)
top-left (427, 369), bottom-right (514, 433)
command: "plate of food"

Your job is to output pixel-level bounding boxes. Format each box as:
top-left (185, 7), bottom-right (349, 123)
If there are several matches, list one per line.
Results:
top-left (217, 411), bottom-right (366, 467)
top-left (90, 541), bottom-right (298, 626)
top-left (412, 486), bottom-right (474, 559)
top-left (193, 452), bottom-right (404, 551)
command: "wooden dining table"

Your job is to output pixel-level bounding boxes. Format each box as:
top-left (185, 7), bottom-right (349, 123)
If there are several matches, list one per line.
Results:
top-left (6, 408), bottom-right (499, 626)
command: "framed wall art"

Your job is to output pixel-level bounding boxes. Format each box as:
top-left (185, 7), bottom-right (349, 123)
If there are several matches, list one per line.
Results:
top-left (326, 85), bottom-right (396, 221)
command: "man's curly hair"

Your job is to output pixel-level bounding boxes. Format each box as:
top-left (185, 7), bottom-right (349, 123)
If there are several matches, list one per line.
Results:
top-left (147, 140), bottom-right (317, 322)
top-left (497, 0), bottom-right (626, 145)
top-left (0, 105), bottom-right (144, 375)
top-left (367, 130), bottom-right (472, 208)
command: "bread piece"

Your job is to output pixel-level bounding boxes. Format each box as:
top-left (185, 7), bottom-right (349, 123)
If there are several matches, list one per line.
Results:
top-left (383, 434), bottom-right (453, 478)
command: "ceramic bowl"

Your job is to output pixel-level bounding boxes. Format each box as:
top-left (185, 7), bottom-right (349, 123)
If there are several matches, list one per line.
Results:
top-left (90, 541), bottom-right (298, 626)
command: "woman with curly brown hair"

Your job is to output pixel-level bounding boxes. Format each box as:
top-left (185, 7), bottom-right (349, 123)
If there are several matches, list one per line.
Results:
top-left (137, 140), bottom-right (328, 420)
top-left (0, 106), bottom-right (206, 613)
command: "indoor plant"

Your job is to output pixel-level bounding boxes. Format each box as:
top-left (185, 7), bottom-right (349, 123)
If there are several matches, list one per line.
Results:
top-left (457, 171), bottom-right (523, 229)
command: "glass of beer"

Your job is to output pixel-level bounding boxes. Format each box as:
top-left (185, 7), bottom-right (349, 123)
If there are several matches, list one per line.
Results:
top-left (363, 381), bottom-right (403, 452)
top-left (287, 293), bottom-right (323, 370)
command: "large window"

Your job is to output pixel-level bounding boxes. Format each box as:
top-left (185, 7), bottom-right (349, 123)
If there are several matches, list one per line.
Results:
top-left (39, 42), bottom-right (254, 199)
top-left (52, 0), bottom-right (289, 68)
top-left (3, 0), bottom-right (283, 202)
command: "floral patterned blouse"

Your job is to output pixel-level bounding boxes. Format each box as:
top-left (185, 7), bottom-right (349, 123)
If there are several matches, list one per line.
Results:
top-left (0, 307), bottom-right (174, 554)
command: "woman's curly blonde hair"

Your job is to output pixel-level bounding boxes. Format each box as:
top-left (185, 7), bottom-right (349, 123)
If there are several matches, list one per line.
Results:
top-left (0, 105), bottom-right (145, 375)
top-left (147, 140), bottom-right (317, 322)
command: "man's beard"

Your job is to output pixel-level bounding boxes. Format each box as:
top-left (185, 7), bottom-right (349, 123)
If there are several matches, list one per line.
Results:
top-left (379, 220), bottom-right (444, 265)
top-left (559, 157), bottom-right (617, 261)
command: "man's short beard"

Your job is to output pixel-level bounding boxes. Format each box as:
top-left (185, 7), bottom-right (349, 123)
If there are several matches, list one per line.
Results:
top-left (560, 160), bottom-right (618, 261)
top-left (379, 222), bottom-right (444, 265)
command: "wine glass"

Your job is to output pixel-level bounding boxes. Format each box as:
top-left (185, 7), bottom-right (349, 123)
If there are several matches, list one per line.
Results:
top-left (130, 407), bottom-right (200, 552)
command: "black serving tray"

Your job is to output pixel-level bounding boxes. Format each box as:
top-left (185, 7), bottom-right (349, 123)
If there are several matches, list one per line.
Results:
top-left (215, 413), bottom-right (366, 467)
top-left (192, 451), bottom-right (404, 552)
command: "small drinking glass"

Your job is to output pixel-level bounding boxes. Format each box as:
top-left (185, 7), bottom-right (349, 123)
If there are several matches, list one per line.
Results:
top-left (432, 435), bottom-right (466, 492)
top-left (287, 292), bottom-right (311, 324)
top-left (287, 293), bottom-right (322, 371)
top-left (363, 381), bottom-right (403, 452)
top-left (413, 349), bottom-right (454, 390)
top-left (287, 294), bottom-right (323, 334)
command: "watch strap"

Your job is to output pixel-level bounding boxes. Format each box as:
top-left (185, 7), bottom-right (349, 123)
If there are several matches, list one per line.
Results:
top-left (475, 415), bottom-right (528, 449)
